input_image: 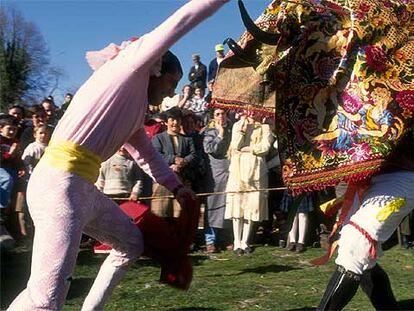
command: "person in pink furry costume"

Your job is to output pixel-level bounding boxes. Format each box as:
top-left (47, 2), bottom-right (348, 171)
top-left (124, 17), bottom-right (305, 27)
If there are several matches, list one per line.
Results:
top-left (8, 1), bottom-right (228, 310)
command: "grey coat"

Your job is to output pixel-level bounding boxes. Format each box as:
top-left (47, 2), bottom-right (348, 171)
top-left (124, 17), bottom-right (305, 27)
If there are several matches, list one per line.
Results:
top-left (203, 123), bottom-right (232, 228)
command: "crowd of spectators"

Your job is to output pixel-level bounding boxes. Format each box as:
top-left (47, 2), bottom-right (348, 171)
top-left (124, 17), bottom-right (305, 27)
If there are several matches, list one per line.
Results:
top-left (1, 44), bottom-right (412, 258)
top-left (0, 94), bottom-right (72, 249)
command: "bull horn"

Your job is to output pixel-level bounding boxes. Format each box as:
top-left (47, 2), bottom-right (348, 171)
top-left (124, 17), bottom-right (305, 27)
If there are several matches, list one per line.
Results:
top-left (223, 38), bottom-right (259, 65)
top-left (238, 0), bottom-right (278, 46)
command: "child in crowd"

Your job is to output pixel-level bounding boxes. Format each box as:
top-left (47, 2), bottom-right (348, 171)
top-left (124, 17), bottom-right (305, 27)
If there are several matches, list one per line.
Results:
top-left (8, 105), bottom-right (29, 140)
top-left (187, 87), bottom-right (208, 125)
top-left (93, 147), bottom-right (145, 253)
top-left (17, 125), bottom-right (51, 237)
top-left (0, 115), bottom-right (24, 250)
top-left (281, 191), bottom-right (315, 253)
top-left (22, 125), bottom-right (51, 175)
top-left (179, 84), bottom-right (194, 109)
top-left (20, 105), bottom-right (47, 150)
top-left (95, 147), bottom-right (144, 202)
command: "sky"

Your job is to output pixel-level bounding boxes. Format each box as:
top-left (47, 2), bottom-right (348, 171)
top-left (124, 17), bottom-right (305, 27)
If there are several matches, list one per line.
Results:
top-left (3, 0), bottom-right (268, 106)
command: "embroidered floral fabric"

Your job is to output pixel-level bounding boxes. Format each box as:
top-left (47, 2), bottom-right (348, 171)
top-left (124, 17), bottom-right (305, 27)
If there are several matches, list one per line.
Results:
top-left (213, 0), bottom-right (414, 194)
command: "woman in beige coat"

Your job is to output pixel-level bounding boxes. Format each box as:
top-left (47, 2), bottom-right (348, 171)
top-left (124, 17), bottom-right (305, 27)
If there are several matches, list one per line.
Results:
top-left (225, 114), bottom-right (273, 255)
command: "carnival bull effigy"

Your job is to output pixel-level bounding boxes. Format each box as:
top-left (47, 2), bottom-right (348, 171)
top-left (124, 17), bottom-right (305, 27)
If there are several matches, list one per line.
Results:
top-left (212, 0), bottom-right (414, 309)
top-left (213, 0), bottom-right (413, 195)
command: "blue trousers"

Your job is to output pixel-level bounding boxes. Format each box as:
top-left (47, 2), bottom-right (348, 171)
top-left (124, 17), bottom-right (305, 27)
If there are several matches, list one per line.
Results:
top-left (0, 168), bottom-right (17, 209)
top-left (205, 226), bottom-right (217, 245)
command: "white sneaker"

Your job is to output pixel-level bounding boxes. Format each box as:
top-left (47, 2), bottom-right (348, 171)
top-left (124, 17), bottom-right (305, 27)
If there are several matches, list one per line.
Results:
top-left (0, 224), bottom-right (15, 250)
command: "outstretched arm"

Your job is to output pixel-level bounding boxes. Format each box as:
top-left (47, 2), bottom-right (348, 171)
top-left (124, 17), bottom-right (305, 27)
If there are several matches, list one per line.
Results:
top-left (121, 0), bottom-right (229, 72)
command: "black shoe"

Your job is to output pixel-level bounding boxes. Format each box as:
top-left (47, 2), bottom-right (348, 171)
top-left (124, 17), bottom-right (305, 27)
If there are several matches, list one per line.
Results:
top-left (296, 243), bottom-right (307, 253)
top-left (243, 246), bottom-right (253, 255)
top-left (401, 235), bottom-right (413, 249)
top-left (313, 241), bottom-right (321, 248)
top-left (0, 224), bottom-right (15, 251)
top-left (234, 248), bottom-right (244, 256)
top-left (79, 238), bottom-right (95, 249)
top-left (287, 242), bottom-right (296, 251)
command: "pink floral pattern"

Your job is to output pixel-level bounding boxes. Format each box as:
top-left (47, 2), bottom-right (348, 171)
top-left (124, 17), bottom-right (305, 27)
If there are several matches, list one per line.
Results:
top-left (365, 45), bottom-right (388, 73)
top-left (342, 91), bottom-right (363, 114)
top-left (396, 90), bottom-right (414, 112)
top-left (348, 143), bottom-right (372, 162)
top-left (355, 3), bottom-right (371, 19)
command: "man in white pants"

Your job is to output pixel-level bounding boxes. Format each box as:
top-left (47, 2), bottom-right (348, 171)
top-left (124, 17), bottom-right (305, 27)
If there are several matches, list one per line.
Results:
top-left (319, 133), bottom-right (414, 310)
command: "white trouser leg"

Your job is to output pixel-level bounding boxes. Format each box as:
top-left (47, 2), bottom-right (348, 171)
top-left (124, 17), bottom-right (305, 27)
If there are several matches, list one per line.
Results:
top-left (232, 218), bottom-right (243, 250)
top-left (336, 171), bottom-right (414, 274)
top-left (81, 261), bottom-right (127, 311)
top-left (8, 169), bottom-right (90, 311)
top-left (288, 213), bottom-right (299, 243)
top-left (241, 219), bottom-right (253, 250)
top-left (81, 192), bottom-right (143, 310)
top-left (297, 213), bottom-right (308, 244)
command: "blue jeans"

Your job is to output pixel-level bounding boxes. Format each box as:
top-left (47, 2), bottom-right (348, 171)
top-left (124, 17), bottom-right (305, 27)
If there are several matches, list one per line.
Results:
top-left (0, 167), bottom-right (17, 209)
top-left (205, 227), bottom-right (217, 245)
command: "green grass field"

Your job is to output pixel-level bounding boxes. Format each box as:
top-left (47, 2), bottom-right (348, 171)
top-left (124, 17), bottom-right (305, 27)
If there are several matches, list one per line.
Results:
top-left (1, 241), bottom-right (413, 311)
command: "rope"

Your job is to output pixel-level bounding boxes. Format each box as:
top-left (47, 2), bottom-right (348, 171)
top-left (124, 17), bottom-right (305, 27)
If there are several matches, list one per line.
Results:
top-left (112, 186), bottom-right (287, 201)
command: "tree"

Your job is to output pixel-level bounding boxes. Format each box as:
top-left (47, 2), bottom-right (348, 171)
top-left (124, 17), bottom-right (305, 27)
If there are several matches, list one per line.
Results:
top-left (0, 6), bottom-right (63, 111)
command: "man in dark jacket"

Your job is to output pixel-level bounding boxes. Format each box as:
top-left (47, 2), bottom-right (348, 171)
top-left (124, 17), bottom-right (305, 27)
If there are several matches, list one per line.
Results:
top-left (151, 107), bottom-right (197, 219)
top-left (188, 54), bottom-right (207, 91)
top-left (208, 44), bottom-right (225, 82)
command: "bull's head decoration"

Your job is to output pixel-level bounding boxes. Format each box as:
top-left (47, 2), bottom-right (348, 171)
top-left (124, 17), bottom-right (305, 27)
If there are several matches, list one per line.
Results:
top-left (211, 0), bottom-right (283, 117)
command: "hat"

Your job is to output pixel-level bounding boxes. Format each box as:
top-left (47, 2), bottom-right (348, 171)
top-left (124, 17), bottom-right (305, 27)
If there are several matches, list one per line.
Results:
top-left (215, 44), bottom-right (224, 52)
top-left (191, 54), bottom-right (200, 60)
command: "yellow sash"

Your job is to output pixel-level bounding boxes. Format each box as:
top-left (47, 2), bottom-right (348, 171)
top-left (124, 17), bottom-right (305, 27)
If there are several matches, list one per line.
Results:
top-left (41, 140), bottom-right (101, 184)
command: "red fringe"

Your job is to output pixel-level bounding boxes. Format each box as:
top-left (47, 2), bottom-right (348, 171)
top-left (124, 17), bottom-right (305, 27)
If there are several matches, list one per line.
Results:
top-left (285, 160), bottom-right (383, 196)
top-left (210, 99), bottom-right (276, 119)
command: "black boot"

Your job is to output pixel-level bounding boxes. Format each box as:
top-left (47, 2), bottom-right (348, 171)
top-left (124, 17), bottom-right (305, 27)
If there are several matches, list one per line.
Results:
top-left (360, 264), bottom-right (400, 310)
top-left (401, 235), bottom-right (412, 249)
top-left (318, 265), bottom-right (360, 310)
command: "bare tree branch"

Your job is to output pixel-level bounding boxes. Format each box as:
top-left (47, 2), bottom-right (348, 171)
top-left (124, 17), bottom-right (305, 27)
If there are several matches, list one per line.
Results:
top-left (0, 5), bottom-right (63, 110)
